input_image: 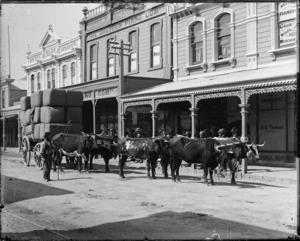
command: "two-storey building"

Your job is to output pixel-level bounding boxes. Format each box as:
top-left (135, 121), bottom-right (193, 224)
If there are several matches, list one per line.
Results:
top-left (121, 2), bottom-right (297, 166)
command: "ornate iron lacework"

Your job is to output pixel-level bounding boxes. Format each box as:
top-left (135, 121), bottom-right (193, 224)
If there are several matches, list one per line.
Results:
top-left (195, 91), bottom-right (242, 105)
top-left (155, 96), bottom-right (191, 110)
top-left (123, 100), bottom-right (153, 112)
top-left (245, 84), bottom-right (297, 103)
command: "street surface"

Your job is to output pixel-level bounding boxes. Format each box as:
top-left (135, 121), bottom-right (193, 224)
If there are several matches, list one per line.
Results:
top-left (0, 154), bottom-right (297, 240)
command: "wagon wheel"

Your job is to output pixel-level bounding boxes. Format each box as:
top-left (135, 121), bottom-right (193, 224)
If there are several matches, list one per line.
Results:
top-left (34, 143), bottom-right (44, 170)
top-left (22, 136), bottom-right (31, 166)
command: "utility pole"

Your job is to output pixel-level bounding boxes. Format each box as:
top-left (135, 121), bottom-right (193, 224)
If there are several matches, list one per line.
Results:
top-left (108, 39), bottom-right (131, 138)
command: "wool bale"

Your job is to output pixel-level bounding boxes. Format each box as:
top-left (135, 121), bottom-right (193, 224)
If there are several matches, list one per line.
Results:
top-left (40, 107), bottom-right (65, 123)
top-left (20, 96), bottom-right (31, 111)
top-left (24, 125), bottom-right (33, 135)
top-left (21, 109), bottom-right (32, 126)
top-left (43, 89), bottom-right (66, 107)
top-left (41, 123), bottom-right (71, 137)
top-left (32, 107), bottom-right (41, 124)
top-left (65, 90), bottom-right (83, 107)
top-left (30, 91), bottom-right (43, 108)
top-left (33, 123), bottom-right (41, 139)
top-left (66, 107), bottom-right (82, 124)
top-left (68, 123), bottom-right (83, 134)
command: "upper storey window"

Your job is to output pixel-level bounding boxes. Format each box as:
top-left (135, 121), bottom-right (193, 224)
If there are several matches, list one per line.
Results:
top-left (277, 2), bottom-right (296, 48)
top-left (191, 22), bottom-right (203, 64)
top-left (31, 74), bottom-right (35, 93)
top-left (90, 44), bottom-right (97, 80)
top-left (47, 69), bottom-right (51, 89)
top-left (129, 31), bottom-right (138, 73)
top-left (150, 23), bottom-right (161, 68)
top-left (37, 72), bottom-right (41, 90)
top-left (71, 62), bottom-right (76, 84)
top-left (217, 13), bottom-right (231, 60)
top-left (51, 68), bottom-right (55, 89)
top-left (62, 65), bottom-right (67, 86)
top-left (107, 39), bottom-right (116, 77)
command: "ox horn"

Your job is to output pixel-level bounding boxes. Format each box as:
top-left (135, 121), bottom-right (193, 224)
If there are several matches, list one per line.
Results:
top-left (256, 141), bottom-right (265, 147)
top-left (246, 141), bottom-right (254, 147)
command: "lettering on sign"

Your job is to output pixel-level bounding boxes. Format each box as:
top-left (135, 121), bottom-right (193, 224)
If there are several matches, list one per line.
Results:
top-left (95, 88), bottom-right (118, 99)
top-left (83, 91), bottom-right (93, 101)
top-left (87, 5), bottom-right (165, 41)
top-left (260, 125), bottom-right (284, 130)
top-left (278, 2), bottom-right (296, 21)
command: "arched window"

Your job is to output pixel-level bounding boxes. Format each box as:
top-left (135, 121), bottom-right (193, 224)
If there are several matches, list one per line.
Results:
top-left (71, 62), bottom-right (75, 84)
top-left (129, 31), bottom-right (137, 72)
top-left (37, 72), bottom-right (41, 90)
top-left (51, 68), bottom-right (55, 88)
top-left (47, 69), bottom-right (51, 89)
top-left (90, 45), bottom-right (97, 80)
top-left (107, 39), bottom-right (115, 76)
top-left (191, 22), bottom-right (203, 64)
top-left (150, 23), bottom-right (161, 67)
top-left (31, 74), bottom-right (35, 93)
top-left (62, 65), bottom-right (67, 86)
top-left (217, 13), bottom-right (231, 60)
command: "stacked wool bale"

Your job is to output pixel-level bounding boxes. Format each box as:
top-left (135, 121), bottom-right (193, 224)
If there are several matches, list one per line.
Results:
top-left (20, 89), bottom-right (83, 140)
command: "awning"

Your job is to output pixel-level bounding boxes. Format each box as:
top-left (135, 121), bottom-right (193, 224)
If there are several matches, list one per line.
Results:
top-left (121, 60), bottom-right (296, 100)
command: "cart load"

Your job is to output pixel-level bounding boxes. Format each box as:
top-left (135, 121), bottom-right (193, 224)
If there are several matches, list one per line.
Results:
top-left (20, 89), bottom-right (84, 167)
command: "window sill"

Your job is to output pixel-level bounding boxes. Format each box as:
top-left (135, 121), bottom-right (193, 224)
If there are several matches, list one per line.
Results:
top-left (209, 57), bottom-right (236, 71)
top-left (127, 70), bottom-right (139, 75)
top-left (184, 63), bottom-right (208, 74)
top-left (268, 45), bottom-right (296, 61)
top-left (148, 66), bottom-right (163, 72)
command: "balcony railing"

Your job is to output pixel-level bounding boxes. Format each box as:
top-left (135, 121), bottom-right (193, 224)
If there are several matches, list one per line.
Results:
top-left (86, 4), bottom-right (106, 19)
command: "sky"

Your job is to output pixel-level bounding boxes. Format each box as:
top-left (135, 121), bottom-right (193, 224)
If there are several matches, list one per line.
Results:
top-left (1, 3), bottom-right (99, 79)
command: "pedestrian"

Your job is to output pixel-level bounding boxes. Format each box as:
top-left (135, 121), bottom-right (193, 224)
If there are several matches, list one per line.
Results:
top-left (134, 127), bottom-right (143, 138)
top-left (218, 128), bottom-right (226, 137)
top-left (199, 130), bottom-right (207, 138)
top-left (41, 132), bottom-right (53, 182)
top-left (230, 127), bottom-right (240, 140)
top-left (184, 131), bottom-right (191, 138)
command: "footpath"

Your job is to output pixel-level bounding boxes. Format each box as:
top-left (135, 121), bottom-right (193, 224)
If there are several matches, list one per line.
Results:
top-left (1, 147), bottom-right (297, 185)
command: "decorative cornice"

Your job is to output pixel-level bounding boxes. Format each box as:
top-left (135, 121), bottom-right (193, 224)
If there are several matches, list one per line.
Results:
top-left (195, 90), bottom-right (242, 104)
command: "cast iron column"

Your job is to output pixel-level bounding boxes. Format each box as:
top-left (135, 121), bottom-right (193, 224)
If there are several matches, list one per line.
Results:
top-left (189, 107), bottom-right (199, 138)
top-left (151, 110), bottom-right (158, 138)
top-left (121, 112), bottom-right (127, 138)
top-left (239, 103), bottom-right (250, 176)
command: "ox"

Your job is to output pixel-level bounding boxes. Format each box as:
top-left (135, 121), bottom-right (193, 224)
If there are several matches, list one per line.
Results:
top-left (51, 132), bottom-right (94, 171)
top-left (118, 137), bottom-right (168, 179)
top-left (169, 135), bottom-right (221, 185)
top-left (85, 134), bottom-right (118, 172)
top-left (213, 137), bottom-right (265, 184)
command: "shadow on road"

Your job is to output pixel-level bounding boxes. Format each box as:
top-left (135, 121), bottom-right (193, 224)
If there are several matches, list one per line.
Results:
top-left (1, 175), bottom-right (73, 204)
top-left (1, 211), bottom-right (293, 240)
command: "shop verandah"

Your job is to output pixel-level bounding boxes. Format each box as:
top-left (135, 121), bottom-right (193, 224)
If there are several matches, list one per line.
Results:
top-left (120, 63), bottom-right (297, 166)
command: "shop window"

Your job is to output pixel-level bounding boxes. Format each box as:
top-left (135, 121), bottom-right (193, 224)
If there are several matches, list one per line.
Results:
top-left (71, 62), bottom-right (75, 84)
top-left (90, 44), bottom-right (97, 80)
top-left (37, 72), bottom-right (41, 90)
top-left (150, 23), bottom-right (161, 68)
top-left (269, 2), bottom-right (296, 59)
top-left (191, 22), bottom-right (203, 65)
top-left (62, 64), bottom-right (67, 86)
top-left (47, 69), bottom-right (51, 89)
top-left (51, 68), bottom-right (55, 88)
top-left (31, 74), bottom-right (35, 93)
top-left (107, 39), bottom-right (115, 76)
top-left (129, 31), bottom-right (138, 73)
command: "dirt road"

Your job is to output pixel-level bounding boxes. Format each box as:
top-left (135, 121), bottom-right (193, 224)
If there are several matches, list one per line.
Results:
top-left (1, 154), bottom-right (297, 240)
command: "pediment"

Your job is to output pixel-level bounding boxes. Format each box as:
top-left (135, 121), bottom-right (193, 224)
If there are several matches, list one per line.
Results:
top-left (39, 25), bottom-right (61, 48)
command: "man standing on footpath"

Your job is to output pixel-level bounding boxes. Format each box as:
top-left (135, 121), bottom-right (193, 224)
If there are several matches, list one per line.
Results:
top-left (40, 132), bottom-right (53, 182)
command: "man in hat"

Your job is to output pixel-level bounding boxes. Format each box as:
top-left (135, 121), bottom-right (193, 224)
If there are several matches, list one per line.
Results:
top-left (40, 132), bottom-right (53, 182)
top-left (218, 128), bottom-right (226, 137)
top-left (230, 127), bottom-right (240, 140)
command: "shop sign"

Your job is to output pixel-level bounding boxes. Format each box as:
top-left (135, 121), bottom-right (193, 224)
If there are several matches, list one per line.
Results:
top-left (278, 2), bottom-right (296, 22)
top-left (87, 5), bottom-right (165, 41)
top-left (83, 91), bottom-right (93, 101)
top-left (279, 20), bottom-right (296, 46)
top-left (95, 88), bottom-right (118, 99)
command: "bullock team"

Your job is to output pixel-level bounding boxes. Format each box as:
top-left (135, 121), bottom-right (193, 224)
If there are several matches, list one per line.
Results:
top-left (44, 127), bottom-right (264, 185)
